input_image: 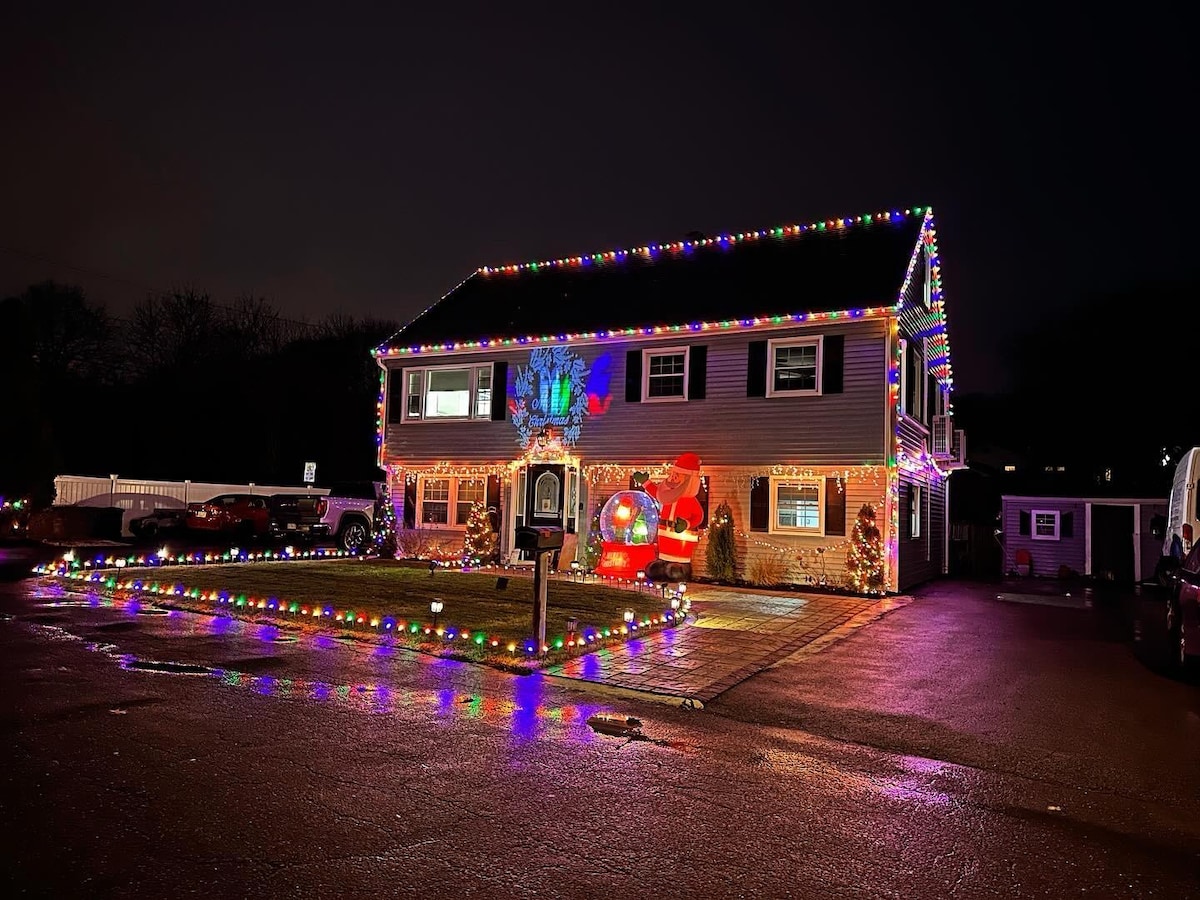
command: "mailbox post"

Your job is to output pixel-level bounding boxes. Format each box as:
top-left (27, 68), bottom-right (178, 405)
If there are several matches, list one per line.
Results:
top-left (514, 526), bottom-right (565, 653)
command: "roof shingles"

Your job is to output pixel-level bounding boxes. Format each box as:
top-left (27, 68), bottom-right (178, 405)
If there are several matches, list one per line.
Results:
top-left (382, 208), bottom-right (927, 351)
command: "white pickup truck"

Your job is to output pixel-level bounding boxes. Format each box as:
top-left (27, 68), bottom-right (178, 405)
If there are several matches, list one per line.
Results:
top-left (319, 481), bottom-right (384, 552)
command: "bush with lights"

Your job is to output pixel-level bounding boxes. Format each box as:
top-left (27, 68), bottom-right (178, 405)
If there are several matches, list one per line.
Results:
top-left (846, 503), bottom-right (885, 595)
top-left (583, 501), bottom-right (603, 570)
top-left (705, 500), bottom-right (738, 582)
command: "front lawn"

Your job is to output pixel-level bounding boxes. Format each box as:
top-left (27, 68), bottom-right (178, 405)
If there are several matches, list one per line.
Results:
top-left (107, 559), bottom-right (675, 651)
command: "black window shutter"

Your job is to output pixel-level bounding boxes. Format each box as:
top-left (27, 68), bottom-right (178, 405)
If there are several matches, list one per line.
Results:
top-left (625, 350), bottom-right (642, 403)
top-left (750, 478), bottom-right (770, 531)
top-left (486, 475), bottom-right (501, 531)
top-left (403, 478), bottom-right (417, 529)
top-left (1061, 512), bottom-right (1073, 538)
top-left (388, 368), bottom-right (405, 423)
top-left (822, 335), bottom-right (844, 394)
top-left (696, 476), bottom-right (709, 529)
top-left (688, 346), bottom-right (707, 400)
top-left (1018, 510), bottom-right (1030, 536)
top-left (902, 485), bottom-right (912, 539)
top-left (824, 477), bottom-right (846, 536)
top-left (490, 361), bottom-right (508, 421)
top-left (628, 475), bottom-right (639, 490)
top-left (746, 341), bottom-right (767, 397)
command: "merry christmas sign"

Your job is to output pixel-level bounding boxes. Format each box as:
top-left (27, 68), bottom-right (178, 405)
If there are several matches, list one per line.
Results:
top-left (511, 347), bottom-right (590, 448)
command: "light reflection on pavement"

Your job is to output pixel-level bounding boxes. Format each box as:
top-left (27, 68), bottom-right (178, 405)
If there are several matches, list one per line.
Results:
top-left (25, 582), bottom-right (614, 747)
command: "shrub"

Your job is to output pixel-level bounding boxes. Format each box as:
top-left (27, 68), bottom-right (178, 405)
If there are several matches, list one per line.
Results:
top-left (747, 549), bottom-right (788, 587)
top-left (705, 500), bottom-right (739, 582)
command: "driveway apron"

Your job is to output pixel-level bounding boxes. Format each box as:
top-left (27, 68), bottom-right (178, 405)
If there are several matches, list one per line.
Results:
top-left (546, 584), bottom-right (894, 702)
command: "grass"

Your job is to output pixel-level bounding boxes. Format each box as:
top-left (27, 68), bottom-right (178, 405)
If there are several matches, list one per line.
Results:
top-left (112, 558), bottom-right (674, 649)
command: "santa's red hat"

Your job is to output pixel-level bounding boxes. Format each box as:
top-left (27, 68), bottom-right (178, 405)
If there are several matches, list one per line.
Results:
top-left (672, 452), bottom-right (701, 475)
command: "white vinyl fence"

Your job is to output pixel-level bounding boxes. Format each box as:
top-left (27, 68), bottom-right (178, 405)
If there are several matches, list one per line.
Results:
top-left (53, 474), bottom-right (328, 536)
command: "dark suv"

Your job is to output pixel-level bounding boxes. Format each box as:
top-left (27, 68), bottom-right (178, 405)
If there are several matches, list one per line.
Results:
top-left (267, 494), bottom-right (330, 541)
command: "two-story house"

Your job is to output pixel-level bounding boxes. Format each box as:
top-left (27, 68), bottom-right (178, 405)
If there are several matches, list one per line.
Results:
top-left (372, 206), bottom-right (962, 592)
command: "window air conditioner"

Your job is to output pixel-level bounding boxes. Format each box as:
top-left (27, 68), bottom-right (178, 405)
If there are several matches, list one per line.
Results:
top-left (950, 429), bottom-right (967, 467)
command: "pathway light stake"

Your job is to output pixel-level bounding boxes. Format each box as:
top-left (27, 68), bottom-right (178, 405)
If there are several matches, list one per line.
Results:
top-left (430, 599), bottom-right (443, 630)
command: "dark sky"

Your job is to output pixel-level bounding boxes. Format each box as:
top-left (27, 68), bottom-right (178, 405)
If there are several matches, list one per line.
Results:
top-left (2, 3), bottom-right (1192, 394)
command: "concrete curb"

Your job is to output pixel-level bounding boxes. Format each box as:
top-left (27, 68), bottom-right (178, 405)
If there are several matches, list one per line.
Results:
top-left (543, 673), bottom-right (705, 711)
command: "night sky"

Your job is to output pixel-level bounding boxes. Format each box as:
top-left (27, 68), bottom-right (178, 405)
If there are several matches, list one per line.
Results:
top-left (2, 3), bottom-right (1191, 395)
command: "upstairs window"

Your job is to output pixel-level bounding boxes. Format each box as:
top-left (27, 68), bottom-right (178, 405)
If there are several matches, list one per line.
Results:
top-left (901, 338), bottom-right (924, 419)
top-left (767, 337), bottom-right (822, 397)
top-left (642, 347), bottom-right (689, 401)
top-left (404, 363), bottom-right (495, 421)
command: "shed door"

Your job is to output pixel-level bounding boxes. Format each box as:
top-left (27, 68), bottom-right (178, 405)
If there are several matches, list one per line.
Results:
top-left (1091, 504), bottom-right (1135, 583)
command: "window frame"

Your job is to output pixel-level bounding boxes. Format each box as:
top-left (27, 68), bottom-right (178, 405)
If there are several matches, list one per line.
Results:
top-left (641, 346), bottom-right (690, 403)
top-left (402, 362), bottom-right (495, 423)
top-left (1030, 509), bottom-right (1061, 542)
top-left (417, 475), bottom-right (489, 529)
top-left (768, 476), bottom-right (825, 536)
top-left (766, 336), bottom-right (823, 398)
top-left (900, 337), bottom-right (925, 420)
top-left (910, 484), bottom-right (923, 539)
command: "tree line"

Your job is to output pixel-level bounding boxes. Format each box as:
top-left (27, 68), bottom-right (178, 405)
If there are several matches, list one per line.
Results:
top-left (0, 281), bottom-right (400, 505)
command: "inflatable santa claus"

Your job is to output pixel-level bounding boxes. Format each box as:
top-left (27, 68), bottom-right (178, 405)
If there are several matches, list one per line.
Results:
top-left (633, 452), bottom-right (704, 581)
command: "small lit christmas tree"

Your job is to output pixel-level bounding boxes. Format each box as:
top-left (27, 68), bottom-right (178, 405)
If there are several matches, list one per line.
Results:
top-left (462, 501), bottom-right (494, 566)
top-left (373, 481), bottom-right (399, 559)
top-left (846, 503), bottom-right (885, 595)
top-left (584, 501), bottom-right (603, 570)
top-left (705, 500), bottom-right (738, 582)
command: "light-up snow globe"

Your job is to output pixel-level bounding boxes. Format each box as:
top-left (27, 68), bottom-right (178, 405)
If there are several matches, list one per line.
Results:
top-left (594, 490), bottom-right (660, 578)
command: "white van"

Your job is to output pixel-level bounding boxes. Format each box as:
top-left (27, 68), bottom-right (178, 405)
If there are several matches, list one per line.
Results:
top-left (1161, 447), bottom-right (1200, 566)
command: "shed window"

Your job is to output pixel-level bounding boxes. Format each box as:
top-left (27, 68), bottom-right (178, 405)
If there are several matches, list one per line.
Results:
top-left (1031, 509), bottom-right (1061, 541)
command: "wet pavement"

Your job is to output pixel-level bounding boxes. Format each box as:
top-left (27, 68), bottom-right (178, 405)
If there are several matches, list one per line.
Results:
top-left (547, 585), bottom-right (895, 702)
top-left (1, 576), bottom-right (1198, 897)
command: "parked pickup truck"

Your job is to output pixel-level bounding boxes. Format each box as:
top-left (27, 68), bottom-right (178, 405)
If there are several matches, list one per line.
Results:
top-left (318, 481), bottom-right (385, 552)
top-left (268, 494), bottom-right (330, 542)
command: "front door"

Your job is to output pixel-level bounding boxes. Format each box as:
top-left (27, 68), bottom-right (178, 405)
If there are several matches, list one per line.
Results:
top-left (511, 464), bottom-right (579, 562)
top-left (527, 464), bottom-right (564, 524)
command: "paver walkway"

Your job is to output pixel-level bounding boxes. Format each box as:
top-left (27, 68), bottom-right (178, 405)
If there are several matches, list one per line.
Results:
top-left (546, 584), bottom-right (898, 702)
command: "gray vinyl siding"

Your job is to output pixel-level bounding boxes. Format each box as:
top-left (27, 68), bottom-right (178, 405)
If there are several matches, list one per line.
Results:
top-left (898, 473), bottom-right (946, 589)
top-left (1000, 498), bottom-right (1087, 578)
top-left (382, 318), bottom-right (889, 468)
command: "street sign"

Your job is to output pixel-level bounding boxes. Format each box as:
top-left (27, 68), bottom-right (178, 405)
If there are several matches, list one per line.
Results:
top-left (303, 461), bottom-right (316, 484)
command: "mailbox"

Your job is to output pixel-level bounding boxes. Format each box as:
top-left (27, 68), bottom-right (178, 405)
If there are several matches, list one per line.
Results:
top-left (515, 525), bottom-right (564, 552)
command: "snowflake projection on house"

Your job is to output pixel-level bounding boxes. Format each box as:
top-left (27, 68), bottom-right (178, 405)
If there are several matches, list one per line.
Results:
top-left (511, 346), bottom-right (591, 448)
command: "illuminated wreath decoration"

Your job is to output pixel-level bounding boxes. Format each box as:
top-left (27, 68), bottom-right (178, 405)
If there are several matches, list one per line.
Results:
top-left (512, 347), bottom-right (590, 448)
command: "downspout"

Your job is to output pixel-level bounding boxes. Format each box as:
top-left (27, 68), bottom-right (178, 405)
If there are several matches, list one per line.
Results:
top-left (943, 474), bottom-right (951, 575)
